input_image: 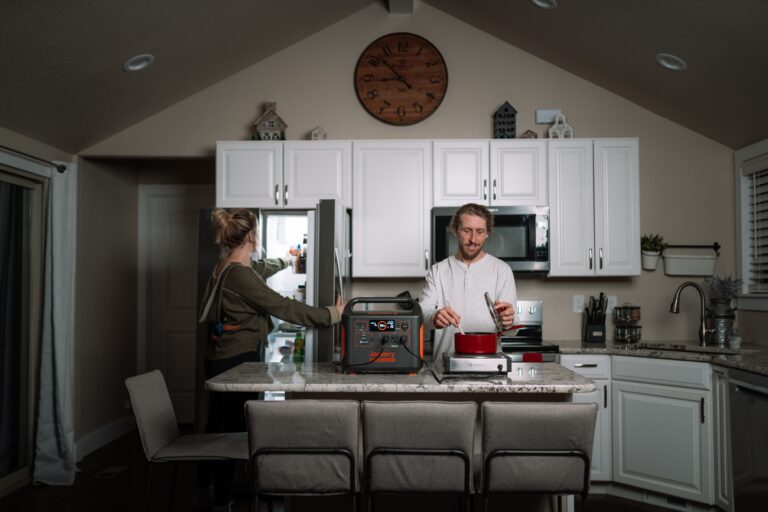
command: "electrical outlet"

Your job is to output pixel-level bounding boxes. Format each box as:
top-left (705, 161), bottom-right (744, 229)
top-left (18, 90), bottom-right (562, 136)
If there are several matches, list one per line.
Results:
top-left (607, 295), bottom-right (618, 314)
top-left (573, 295), bottom-right (585, 313)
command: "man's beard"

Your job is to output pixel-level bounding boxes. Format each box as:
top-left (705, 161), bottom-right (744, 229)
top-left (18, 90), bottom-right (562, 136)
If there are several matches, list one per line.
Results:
top-left (459, 242), bottom-right (482, 261)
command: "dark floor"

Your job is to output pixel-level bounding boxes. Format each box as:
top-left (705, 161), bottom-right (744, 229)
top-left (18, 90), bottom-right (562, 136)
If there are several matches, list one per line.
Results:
top-left (0, 430), bottom-right (671, 512)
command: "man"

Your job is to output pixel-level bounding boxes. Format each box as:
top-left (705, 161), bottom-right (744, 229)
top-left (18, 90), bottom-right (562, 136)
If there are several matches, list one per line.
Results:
top-left (420, 203), bottom-right (517, 359)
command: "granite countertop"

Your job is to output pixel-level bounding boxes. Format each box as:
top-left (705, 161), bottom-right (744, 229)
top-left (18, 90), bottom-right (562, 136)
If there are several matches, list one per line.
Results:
top-left (205, 361), bottom-right (596, 394)
top-left (558, 339), bottom-right (768, 377)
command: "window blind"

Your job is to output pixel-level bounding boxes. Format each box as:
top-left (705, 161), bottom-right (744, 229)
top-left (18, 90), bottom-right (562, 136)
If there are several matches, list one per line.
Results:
top-left (748, 168), bottom-right (768, 293)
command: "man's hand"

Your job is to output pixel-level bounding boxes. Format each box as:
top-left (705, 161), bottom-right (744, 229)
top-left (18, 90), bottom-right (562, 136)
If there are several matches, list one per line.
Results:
top-left (495, 300), bottom-right (516, 330)
top-left (434, 305), bottom-right (461, 329)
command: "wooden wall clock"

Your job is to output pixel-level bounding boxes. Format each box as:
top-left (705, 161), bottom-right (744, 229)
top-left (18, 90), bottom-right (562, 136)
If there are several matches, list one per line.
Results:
top-left (354, 32), bottom-right (448, 125)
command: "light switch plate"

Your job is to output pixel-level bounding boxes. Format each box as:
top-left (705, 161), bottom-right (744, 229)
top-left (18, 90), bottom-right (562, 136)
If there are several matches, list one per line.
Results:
top-left (573, 295), bottom-right (585, 313)
top-left (535, 109), bottom-right (562, 124)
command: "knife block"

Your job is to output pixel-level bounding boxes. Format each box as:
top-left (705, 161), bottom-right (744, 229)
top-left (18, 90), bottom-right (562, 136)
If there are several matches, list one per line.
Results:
top-left (582, 313), bottom-right (606, 343)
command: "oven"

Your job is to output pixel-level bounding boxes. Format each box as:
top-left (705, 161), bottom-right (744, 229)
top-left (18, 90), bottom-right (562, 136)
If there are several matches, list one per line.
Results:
top-left (502, 299), bottom-right (559, 362)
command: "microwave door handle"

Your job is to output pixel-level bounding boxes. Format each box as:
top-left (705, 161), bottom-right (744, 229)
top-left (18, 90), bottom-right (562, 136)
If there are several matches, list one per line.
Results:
top-left (483, 179), bottom-right (488, 200)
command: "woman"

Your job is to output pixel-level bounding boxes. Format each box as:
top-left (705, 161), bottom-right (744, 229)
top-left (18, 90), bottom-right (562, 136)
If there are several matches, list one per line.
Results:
top-left (197, 208), bottom-right (343, 511)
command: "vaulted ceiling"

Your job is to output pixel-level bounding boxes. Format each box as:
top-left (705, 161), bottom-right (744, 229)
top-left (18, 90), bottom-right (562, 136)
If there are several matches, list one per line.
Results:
top-left (1, 0), bottom-right (766, 153)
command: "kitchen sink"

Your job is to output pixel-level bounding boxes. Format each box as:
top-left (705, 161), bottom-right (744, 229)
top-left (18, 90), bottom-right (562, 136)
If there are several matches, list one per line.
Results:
top-left (637, 342), bottom-right (751, 355)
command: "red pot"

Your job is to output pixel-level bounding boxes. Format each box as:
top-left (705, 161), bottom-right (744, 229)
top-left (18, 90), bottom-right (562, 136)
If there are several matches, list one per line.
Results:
top-left (454, 332), bottom-right (498, 355)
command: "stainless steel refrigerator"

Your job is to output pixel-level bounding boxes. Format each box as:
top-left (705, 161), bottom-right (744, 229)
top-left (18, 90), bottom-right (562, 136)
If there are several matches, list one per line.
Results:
top-left (195, 199), bottom-right (346, 424)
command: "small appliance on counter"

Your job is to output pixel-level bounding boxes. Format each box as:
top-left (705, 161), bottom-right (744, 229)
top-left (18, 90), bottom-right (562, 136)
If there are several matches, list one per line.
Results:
top-left (341, 297), bottom-right (423, 373)
top-left (614, 303), bottom-right (642, 343)
top-left (443, 298), bottom-right (557, 374)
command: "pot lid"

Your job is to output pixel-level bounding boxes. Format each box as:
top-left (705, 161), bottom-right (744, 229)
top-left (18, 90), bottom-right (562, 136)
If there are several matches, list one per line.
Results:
top-left (484, 292), bottom-right (503, 334)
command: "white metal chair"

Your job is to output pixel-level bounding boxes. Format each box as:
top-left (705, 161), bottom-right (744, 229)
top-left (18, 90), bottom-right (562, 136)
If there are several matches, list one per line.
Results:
top-left (362, 400), bottom-right (477, 512)
top-left (245, 399), bottom-right (360, 511)
top-left (125, 369), bottom-right (248, 511)
top-left (481, 402), bottom-right (597, 512)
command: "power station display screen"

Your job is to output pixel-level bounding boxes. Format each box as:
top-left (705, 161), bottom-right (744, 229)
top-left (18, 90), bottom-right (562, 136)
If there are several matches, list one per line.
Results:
top-left (369, 319), bottom-right (396, 332)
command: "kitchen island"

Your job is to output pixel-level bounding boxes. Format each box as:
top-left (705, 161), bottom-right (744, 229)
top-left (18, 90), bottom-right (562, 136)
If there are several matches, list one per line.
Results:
top-left (205, 361), bottom-right (596, 395)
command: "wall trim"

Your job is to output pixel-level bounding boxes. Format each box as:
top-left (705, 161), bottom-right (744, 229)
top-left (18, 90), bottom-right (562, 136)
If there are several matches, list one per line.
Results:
top-left (74, 415), bottom-right (135, 462)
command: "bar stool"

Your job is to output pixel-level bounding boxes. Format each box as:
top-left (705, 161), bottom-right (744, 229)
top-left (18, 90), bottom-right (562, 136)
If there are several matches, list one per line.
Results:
top-left (244, 399), bottom-right (359, 511)
top-left (481, 402), bottom-right (597, 512)
top-left (362, 400), bottom-right (476, 512)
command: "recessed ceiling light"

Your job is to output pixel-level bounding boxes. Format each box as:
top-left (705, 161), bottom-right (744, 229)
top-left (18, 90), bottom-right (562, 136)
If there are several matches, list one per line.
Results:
top-left (655, 53), bottom-right (687, 72)
top-left (531, 0), bottom-right (558, 9)
top-left (123, 54), bottom-right (155, 72)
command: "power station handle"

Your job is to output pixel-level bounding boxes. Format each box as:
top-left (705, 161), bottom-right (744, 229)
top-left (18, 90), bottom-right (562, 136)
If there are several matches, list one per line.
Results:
top-left (343, 296), bottom-right (422, 315)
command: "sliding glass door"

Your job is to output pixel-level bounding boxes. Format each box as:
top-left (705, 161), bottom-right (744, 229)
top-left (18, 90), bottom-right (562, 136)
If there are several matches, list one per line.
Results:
top-left (0, 165), bottom-right (45, 495)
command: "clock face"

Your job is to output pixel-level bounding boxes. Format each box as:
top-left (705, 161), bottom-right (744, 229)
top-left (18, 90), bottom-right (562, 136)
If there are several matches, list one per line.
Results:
top-left (354, 32), bottom-right (448, 125)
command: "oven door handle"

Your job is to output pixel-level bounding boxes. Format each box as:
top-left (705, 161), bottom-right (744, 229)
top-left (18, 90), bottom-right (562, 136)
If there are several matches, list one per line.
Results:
top-left (732, 379), bottom-right (768, 398)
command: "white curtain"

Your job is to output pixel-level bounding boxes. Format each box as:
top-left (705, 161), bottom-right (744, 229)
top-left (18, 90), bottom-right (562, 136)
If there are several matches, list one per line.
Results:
top-left (33, 162), bottom-right (77, 485)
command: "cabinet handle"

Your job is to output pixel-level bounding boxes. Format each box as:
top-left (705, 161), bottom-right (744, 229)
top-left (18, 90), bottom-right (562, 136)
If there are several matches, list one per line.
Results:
top-left (700, 397), bottom-right (705, 424)
top-left (604, 384), bottom-right (608, 409)
top-left (284, 184), bottom-right (288, 205)
top-left (599, 247), bottom-right (603, 269)
top-left (492, 179), bottom-right (497, 200)
top-left (274, 184), bottom-right (279, 206)
top-left (425, 250), bottom-right (429, 270)
top-left (574, 363), bottom-right (598, 368)
top-left (589, 248), bottom-right (593, 270)
top-left (483, 179), bottom-right (488, 200)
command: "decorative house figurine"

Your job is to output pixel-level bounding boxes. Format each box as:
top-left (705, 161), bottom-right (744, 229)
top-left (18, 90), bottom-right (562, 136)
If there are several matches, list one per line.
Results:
top-left (310, 126), bottom-right (327, 140)
top-left (520, 129), bottom-right (538, 139)
top-left (548, 113), bottom-right (574, 138)
top-left (252, 101), bottom-right (287, 140)
top-left (493, 101), bottom-right (517, 138)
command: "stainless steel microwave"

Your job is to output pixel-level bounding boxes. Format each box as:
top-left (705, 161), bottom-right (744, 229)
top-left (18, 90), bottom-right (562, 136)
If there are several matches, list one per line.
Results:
top-left (431, 206), bottom-right (549, 272)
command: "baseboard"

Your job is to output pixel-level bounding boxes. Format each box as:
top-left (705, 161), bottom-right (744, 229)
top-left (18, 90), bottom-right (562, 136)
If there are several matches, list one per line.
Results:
top-left (606, 483), bottom-right (718, 512)
top-left (75, 415), bottom-right (135, 462)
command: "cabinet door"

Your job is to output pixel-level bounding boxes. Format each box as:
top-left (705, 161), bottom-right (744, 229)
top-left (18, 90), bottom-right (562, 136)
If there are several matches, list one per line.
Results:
top-left (613, 380), bottom-right (713, 504)
top-left (352, 141), bottom-right (432, 277)
top-left (548, 140), bottom-right (594, 276)
top-left (571, 380), bottom-right (612, 482)
top-left (432, 140), bottom-right (488, 207)
top-left (712, 368), bottom-right (732, 512)
top-left (216, 141), bottom-right (282, 207)
top-left (490, 140), bottom-right (547, 205)
top-left (284, 141), bottom-right (352, 209)
top-left (594, 139), bottom-right (640, 275)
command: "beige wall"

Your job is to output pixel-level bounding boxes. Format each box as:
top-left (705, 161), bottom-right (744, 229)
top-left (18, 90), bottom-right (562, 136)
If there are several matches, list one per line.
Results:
top-left (0, 125), bottom-right (72, 163)
top-left (75, 159), bottom-right (139, 437)
top-left (84, 2), bottom-right (745, 341)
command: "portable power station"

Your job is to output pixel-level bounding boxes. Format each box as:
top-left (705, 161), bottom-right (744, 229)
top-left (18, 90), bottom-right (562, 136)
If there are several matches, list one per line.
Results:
top-left (341, 297), bottom-right (423, 373)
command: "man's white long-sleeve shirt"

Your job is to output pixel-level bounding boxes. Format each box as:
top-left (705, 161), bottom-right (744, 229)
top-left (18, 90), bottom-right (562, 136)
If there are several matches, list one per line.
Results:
top-left (419, 254), bottom-right (517, 360)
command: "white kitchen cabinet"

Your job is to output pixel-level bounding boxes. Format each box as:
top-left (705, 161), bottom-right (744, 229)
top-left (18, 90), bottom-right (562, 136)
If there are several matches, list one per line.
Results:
top-left (548, 139), bottom-right (640, 276)
top-left (561, 354), bottom-right (612, 482)
top-left (216, 141), bottom-right (351, 208)
top-left (216, 141), bottom-right (282, 207)
top-left (612, 356), bottom-right (713, 505)
top-left (433, 139), bottom-right (546, 207)
top-left (712, 367), bottom-right (733, 512)
top-left (490, 139), bottom-right (547, 205)
top-left (352, 141), bottom-right (432, 277)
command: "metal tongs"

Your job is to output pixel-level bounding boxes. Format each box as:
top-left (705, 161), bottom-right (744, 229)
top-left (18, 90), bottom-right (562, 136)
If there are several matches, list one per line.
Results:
top-left (485, 292), bottom-right (524, 334)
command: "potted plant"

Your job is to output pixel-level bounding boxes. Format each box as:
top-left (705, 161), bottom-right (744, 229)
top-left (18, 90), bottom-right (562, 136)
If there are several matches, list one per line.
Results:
top-left (702, 274), bottom-right (743, 314)
top-left (702, 274), bottom-right (743, 346)
top-left (640, 233), bottom-right (665, 270)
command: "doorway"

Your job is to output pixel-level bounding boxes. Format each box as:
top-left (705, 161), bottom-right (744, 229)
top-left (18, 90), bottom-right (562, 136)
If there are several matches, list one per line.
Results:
top-left (0, 165), bottom-right (45, 496)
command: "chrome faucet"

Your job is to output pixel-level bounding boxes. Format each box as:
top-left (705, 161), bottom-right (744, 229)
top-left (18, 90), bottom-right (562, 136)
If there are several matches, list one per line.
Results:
top-left (669, 281), bottom-right (715, 345)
